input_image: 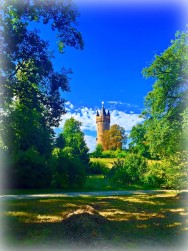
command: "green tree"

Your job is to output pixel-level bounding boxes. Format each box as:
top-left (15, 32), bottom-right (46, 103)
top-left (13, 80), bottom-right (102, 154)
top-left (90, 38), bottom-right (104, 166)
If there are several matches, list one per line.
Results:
top-left (50, 148), bottom-right (86, 188)
top-left (62, 118), bottom-right (89, 167)
top-left (90, 144), bottom-right (103, 158)
top-left (107, 154), bottom-right (147, 186)
top-left (103, 124), bottom-right (127, 151)
top-left (129, 123), bottom-right (150, 158)
top-left (139, 30), bottom-right (188, 190)
top-left (142, 31), bottom-right (188, 158)
top-left (56, 133), bottom-right (66, 149)
top-left (0, 0), bottom-right (84, 188)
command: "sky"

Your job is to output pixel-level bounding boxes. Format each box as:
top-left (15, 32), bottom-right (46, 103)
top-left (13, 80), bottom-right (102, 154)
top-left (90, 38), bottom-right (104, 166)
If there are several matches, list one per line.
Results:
top-left (39, 0), bottom-right (188, 152)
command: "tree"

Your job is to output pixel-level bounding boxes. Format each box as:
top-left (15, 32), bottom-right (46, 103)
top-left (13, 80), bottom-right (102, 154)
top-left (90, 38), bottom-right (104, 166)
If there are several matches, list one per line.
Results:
top-left (56, 133), bottom-right (66, 149)
top-left (129, 123), bottom-right (150, 158)
top-left (107, 154), bottom-right (147, 186)
top-left (142, 31), bottom-right (188, 158)
top-left (0, 0), bottom-right (83, 140)
top-left (50, 147), bottom-right (86, 188)
top-left (103, 124), bottom-right (127, 151)
top-left (62, 118), bottom-right (89, 167)
top-left (0, 0), bottom-right (84, 188)
top-left (90, 144), bottom-right (103, 158)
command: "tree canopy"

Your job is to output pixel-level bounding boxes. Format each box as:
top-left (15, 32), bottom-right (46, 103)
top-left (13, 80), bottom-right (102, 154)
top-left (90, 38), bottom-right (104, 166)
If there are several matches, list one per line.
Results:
top-left (0, 0), bottom-right (84, 189)
top-left (142, 31), bottom-right (188, 158)
top-left (61, 117), bottom-right (89, 167)
top-left (103, 124), bottom-right (127, 151)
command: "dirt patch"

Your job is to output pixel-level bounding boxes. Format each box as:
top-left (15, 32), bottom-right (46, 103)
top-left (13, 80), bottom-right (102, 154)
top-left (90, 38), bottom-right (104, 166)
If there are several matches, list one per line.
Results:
top-left (62, 205), bottom-right (109, 244)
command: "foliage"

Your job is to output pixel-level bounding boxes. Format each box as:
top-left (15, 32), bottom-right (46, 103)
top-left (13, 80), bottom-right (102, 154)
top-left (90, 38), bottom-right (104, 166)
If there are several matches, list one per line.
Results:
top-left (11, 147), bottom-right (50, 189)
top-left (0, 100), bottom-right (52, 156)
top-left (86, 161), bottom-right (109, 175)
top-left (129, 123), bottom-right (150, 158)
top-left (90, 148), bottom-right (127, 159)
top-left (50, 147), bottom-right (86, 188)
top-left (144, 152), bottom-right (188, 190)
top-left (103, 124), bottom-right (127, 150)
top-left (143, 161), bottom-right (166, 188)
top-left (163, 152), bottom-right (188, 190)
top-left (101, 149), bottom-right (127, 158)
top-left (0, 0), bottom-right (83, 189)
top-left (107, 154), bottom-right (147, 186)
top-left (182, 107), bottom-right (188, 151)
top-left (142, 31), bottom-right (188, 158)
top-left (90, 144), bottom-right (103, 158)
top-left (0, 0), bottom-right (83, 126)
top-left (62, 117), bottom-right (89, 167)
top-left (55, 133), bottom-right (65, 149)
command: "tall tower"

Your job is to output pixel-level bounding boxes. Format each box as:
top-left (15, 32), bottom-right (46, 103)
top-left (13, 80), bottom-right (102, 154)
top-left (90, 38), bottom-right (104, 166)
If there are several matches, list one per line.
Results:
top-left (96, 102), bottom-right (110, 149)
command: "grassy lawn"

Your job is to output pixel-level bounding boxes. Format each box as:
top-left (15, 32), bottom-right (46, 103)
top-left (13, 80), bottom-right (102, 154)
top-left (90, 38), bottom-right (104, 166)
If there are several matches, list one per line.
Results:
top-left (1, 191), bottom-right (188, 250)
top-left (90, 157), bottom-right (118, 168)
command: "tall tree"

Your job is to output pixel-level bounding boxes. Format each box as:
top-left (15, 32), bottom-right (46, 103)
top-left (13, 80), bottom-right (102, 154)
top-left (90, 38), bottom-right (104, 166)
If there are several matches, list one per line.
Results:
top-left (129, 123), bottom-right (150, 158)
top-left (0, 0), bottom-right (84, 150)
top-left (62, 117), bottom-right (89, 167)
top-left (142, 31), bottom-right (188, 158)
top-left (103, 124), bottom-right (127, 151)
top-left (0, 0), bottom-right (84, 188)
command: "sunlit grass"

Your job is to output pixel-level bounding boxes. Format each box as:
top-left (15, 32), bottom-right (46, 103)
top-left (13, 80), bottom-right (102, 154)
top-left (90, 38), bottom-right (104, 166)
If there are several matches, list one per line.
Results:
top-left (90, 158), bottom-right (118, 168)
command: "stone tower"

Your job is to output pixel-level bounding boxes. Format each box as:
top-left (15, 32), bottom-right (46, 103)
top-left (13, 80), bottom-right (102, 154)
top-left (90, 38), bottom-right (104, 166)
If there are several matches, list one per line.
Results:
top-left (96, 102), bottom-right (110, 149)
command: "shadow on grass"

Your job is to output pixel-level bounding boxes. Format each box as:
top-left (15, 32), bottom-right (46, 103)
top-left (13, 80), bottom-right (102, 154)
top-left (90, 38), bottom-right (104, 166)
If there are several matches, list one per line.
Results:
top-left (1, 193), bottom-right (188, 250)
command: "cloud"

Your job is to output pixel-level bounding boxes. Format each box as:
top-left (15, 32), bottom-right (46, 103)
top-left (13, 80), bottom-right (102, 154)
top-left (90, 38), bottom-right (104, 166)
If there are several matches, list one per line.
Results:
top-left (59, 104), bottom-right (96, 131)
top-left (110, 110), bottom-right (144, 131)
top-left (84, 135), bottom-right (96, 153)
top-left (58, 101), bottom-right (144, 151)
top-left (108, 100), bottom-right (138, 108)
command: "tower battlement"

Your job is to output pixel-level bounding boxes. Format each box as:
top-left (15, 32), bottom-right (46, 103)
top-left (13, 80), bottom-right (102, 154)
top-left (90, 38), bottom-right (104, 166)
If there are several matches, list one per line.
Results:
top-left (96, 102), bottom-right (110, 149)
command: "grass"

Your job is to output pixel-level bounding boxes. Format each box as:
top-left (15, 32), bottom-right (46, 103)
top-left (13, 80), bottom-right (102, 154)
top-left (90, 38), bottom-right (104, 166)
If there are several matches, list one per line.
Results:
top-left (90, 157), bottom-right (118, 168)
top-left (1, 175), bottom-right (158, 196)
top-left (1, 191), bottom-right (188, 250)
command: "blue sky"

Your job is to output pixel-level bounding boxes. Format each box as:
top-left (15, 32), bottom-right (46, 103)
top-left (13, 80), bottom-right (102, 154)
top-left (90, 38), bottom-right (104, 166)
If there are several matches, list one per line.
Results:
top-left (38, 0), bottom-right (187, 151)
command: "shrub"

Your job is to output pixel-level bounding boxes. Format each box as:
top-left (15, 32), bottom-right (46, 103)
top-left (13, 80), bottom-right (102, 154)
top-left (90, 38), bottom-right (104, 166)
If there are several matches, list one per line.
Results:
top-left (50, 148), bottom-right (86, 188)
top-left (102, 150), bottom-right (116, 158)
top-left (163, 152), bottom-right (188, 190)
top-left (144, 152), bottom-right (188, 189)
top-left (90, 144), bottom-right (103, 158)
top-left (143, 162), bottom-right (166, 188)
top-left (12, 147), bottom-right (50, 189)
top-left (87, 161), bottom-right (109, 175)
top-left (107, 154), bottom-right (147, 186)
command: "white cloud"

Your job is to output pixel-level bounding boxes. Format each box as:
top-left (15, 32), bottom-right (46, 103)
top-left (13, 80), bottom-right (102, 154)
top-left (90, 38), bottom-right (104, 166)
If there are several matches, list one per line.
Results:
top-left (65, 101), bottom-right (74, 110)
top-left (58, 102), bottom-right (144, 151)
top-left (84, 135), bottom-right (96, 153)
top-left (108, 100), bottom-right (138, 108)
top-left (110, 110), bottom-right (144, 131)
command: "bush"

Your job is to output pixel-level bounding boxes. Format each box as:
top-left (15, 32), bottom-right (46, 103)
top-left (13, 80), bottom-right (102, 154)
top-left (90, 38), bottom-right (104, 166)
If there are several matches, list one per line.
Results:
top-left (163, 152), bottom-right (188, 189)
top-left (12, 147), bottom-right (50, 189)
top-left (50, 148), bottom-right (86, 188)
top-left (87, 161), bottom-right (109, 175)
top-left (143, 162), bottom-right (166, 188)
top-left (90, 144), bottom-right (103, 158)
top-left (144, 152), bottom-right (188, 189)
top-left (107, 154), bottom-right (147, 186)
top-left (102, 150), bottom-right (116, 158)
